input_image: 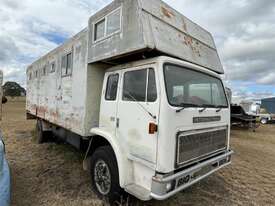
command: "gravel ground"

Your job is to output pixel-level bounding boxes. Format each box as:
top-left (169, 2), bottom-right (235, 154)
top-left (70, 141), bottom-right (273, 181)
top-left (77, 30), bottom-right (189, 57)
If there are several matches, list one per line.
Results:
top-left (2, 101), bottom-right (275, 206)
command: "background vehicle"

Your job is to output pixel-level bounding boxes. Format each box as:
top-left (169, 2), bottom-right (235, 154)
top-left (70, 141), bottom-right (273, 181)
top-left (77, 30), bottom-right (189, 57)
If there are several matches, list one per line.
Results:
top-left (258, 108), bottom-right (275, 124)
top-left (26, 0), bottom-right (233, 201)
top-left (0, 71), bottom-right (11, 206)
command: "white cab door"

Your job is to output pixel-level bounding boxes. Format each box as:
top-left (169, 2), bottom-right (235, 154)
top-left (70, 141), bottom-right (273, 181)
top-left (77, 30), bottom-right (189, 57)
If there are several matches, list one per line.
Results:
top-left (117, 65), bottom-right (160, 165)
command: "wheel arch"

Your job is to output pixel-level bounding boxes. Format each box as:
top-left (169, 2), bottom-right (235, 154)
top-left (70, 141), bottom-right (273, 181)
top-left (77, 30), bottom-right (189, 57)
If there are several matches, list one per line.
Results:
top-left (84, 128), bottom-right (128, 188)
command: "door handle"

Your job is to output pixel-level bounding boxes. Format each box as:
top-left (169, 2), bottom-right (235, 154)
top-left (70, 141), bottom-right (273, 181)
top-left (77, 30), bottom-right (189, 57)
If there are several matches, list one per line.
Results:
top-left (116, 118), bottom-right (120, 128)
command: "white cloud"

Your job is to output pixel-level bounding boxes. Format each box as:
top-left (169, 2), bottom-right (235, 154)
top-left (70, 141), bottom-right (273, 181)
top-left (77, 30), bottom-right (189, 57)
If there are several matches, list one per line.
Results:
top-left (0, 0), bottom-right (111, 86)
top-left (0, 0), bottom-right (275, 99)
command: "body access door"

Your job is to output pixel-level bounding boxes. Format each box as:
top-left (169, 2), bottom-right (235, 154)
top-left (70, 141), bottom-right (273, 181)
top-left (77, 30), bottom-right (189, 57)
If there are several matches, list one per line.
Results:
top-left (117, 65), bottom-right (160, 165)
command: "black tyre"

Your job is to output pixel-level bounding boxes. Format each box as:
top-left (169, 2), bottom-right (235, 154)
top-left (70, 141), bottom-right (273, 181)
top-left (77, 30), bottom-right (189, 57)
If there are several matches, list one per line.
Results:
top-left (90, 146), bottom-right (123, 203)
top-left (36, 120), bottom-right (52, 144)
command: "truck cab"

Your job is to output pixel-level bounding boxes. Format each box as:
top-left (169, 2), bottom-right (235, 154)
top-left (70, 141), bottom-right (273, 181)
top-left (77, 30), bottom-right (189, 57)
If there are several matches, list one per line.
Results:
top-left (94, 56), bottom-right (232, 200)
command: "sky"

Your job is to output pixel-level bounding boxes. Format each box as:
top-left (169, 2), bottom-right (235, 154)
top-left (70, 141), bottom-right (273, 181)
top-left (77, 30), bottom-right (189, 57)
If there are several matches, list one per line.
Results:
top-left (0, 0), bottom-right (275, 102)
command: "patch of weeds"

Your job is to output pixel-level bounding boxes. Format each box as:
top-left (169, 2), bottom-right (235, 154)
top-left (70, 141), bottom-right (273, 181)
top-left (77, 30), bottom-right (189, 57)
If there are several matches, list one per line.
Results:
top-left (46, 143), bottom-right (84, 163)
top-left (31, 128), bottom-right (38, 142)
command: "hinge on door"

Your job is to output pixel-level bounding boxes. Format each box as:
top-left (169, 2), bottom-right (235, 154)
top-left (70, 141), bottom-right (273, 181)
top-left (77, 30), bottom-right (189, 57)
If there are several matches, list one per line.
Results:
top-left (116, 118), bottom-right (120, 128)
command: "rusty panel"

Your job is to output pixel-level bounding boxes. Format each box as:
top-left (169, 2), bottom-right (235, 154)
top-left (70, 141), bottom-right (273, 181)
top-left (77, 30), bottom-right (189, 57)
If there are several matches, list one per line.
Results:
top-left (26, 29), bottom-right (97, 137)
top-left (148, 15), bottom-right (223, 73)
top-left (139, 0), bottom-right (223, 73)
top-left (87, 0), bottom-right (223, 73)
top-left (139, 0), bottom-right (216, 49)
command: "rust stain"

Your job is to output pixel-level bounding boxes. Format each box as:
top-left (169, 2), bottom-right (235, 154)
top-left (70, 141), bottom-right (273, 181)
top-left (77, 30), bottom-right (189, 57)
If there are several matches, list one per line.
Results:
top-left (161, 6), bottom-right (174, 18)
top-left (37, 106), bottom-right (48, 118)
top-left (183, 36), bottom-right (201, 57)
top-left (184, 36), bottom-right (193, 46)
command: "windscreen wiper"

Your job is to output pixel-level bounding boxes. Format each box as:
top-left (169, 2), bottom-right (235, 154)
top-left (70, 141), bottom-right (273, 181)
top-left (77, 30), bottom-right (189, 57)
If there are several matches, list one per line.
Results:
top-left (176, 103), bottom-right (200, 113)
top-left (199, 104), bottom-right (214, 113)
top-left (215, 105), bottom-right (226, 112)
top-left (124, 91), bottom-right (156, 119)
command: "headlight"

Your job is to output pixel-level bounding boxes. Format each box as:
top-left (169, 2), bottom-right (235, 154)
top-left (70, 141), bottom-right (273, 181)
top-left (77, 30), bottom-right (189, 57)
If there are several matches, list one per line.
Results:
top-left (166, 182), bottom-right (172, 192)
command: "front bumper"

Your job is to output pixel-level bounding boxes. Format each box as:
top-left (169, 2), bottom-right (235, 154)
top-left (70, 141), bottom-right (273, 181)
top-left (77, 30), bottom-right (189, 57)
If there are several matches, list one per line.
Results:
top-left (0, 158), bottom-right (11, 206)
top-left (151, 150), bottom-right (233, 200)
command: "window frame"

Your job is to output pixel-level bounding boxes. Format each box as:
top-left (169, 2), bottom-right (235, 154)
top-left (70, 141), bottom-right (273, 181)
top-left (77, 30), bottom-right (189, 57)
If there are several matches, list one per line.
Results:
top-left (93, 7), bottom-right (122, 43)
top-left (61, 52), bottom-right (73, 77)
top-left (122, 68), bottom-right (158, 103)
top-left (105, 73), bottom-right (119, 101)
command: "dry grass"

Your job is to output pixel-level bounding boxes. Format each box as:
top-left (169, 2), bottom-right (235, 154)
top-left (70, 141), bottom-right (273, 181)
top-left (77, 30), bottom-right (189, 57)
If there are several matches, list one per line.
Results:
top-left (1, 101), bottom-right (275, 206)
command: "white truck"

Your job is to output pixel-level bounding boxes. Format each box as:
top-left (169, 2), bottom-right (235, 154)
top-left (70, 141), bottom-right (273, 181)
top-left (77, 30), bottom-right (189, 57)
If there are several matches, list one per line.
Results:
top-left (26, 0), bottom-right (233, 201)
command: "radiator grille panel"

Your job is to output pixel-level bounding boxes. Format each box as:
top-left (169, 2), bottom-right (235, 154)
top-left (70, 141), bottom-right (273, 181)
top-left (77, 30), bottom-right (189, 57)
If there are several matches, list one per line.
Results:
top-left (177, 129), bottom-right (227, 165)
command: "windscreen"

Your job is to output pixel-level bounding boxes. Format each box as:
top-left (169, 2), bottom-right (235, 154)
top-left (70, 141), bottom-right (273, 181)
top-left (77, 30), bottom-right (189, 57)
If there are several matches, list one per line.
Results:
top-left (164, 64), bottom-right (228, 108)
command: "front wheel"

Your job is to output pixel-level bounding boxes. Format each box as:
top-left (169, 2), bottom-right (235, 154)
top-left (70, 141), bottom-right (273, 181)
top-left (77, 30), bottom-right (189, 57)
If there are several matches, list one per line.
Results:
top-left (90, 146), bottom-right (123, 202)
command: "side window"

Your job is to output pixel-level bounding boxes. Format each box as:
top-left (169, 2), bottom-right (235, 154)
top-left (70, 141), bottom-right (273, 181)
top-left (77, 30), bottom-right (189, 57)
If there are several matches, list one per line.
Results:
top-left (147, 69), bottom-right (157, 102)
top-left (61, 52), bottom-right (73, 77)
top-left (94, 19), bottom-right (105, 41)
top-left (42, 66), bottom-right (47, 76)
top-left (94, 7), bottom-right (121, 42)
top-left (106, 9), bottom-right (121, 35)
top-left (105, 74), bottom-right (119, 101)
top-left (50, 62), bottom-right (56, 73)
top-left (123, 69), bottom-right (147, 102)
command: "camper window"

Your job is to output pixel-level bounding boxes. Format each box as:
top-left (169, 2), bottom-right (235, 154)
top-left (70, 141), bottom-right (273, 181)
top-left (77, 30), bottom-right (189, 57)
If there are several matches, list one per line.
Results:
top-left (94, 7), bottom-right (121, 42)
top-left (50, 62), bottom-right (56, 73)
top-left (94, 19), bottom-right (105, 41)
top-left (106, 8), bottom-right (121, 35)
top-left (42, 66), bottom-right (47, 76)
top-left (61, 52), bottom-right (73, 77)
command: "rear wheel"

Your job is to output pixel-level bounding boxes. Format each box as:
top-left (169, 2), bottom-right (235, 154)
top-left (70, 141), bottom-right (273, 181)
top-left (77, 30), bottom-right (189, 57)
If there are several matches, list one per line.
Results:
top-left (36, 120), bottom-right (52, 144)
top-left (90, 146), bottom-right (123, 203)
top-left (260, 118), bottom-right (268, 124)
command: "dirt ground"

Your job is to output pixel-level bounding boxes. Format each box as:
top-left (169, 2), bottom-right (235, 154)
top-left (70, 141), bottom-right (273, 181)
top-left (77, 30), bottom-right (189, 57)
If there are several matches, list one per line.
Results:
top-left (1, 101), bottom-right (275, 206)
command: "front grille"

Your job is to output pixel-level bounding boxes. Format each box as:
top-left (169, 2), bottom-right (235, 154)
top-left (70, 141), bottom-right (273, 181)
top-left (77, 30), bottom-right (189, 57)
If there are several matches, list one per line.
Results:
top-left (177, 128), bottom-right (227, 166)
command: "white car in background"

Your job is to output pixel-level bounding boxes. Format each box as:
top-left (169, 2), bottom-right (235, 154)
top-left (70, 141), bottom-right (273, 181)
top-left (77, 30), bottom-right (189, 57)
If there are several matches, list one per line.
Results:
top-left (258, 112), bottom-right (275, 124)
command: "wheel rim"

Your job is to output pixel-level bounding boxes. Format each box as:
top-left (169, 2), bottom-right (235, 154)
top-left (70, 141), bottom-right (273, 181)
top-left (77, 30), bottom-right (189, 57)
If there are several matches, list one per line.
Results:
top-left (261, 119), bottom-right (267, 124)
top-left (94, 160), bottom-right (111, 195)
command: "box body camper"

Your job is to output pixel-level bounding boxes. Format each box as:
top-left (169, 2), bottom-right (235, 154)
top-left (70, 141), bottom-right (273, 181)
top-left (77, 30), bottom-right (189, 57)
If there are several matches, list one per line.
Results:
top-left (26, 0), bottom-right (233, 201)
